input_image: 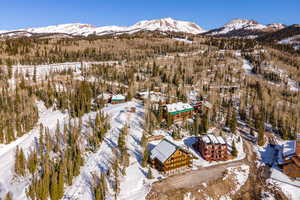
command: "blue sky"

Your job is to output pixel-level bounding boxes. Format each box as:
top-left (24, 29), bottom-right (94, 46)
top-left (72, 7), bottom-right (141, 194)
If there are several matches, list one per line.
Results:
top-left (1, 0), bottom-right (299, 30)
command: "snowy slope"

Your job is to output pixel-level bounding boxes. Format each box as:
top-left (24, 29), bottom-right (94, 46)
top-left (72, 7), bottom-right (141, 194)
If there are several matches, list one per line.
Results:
top-left (131, 17), bottom-right (205, 34)
top-left (0, 101), bottom-right (68, 200)
top-left (278, 34), bottom-right (300, 44)
top-left (205, 19), bottom-right (285, 37)
top-left (0, 18), bottom-right (205, 37)
top-left (63, 102), bottom-right (152, 200)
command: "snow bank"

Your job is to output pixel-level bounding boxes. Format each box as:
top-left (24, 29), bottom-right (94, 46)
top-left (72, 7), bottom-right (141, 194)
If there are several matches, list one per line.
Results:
top-left (267, 179), bottom-right (300, 200)
top-left (223, 164), bottom-right (250, 194)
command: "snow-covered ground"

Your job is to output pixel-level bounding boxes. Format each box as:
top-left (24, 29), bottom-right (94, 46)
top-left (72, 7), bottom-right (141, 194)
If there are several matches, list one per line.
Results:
top-left (173, 37), bottom-right (193, 44)
top-left (223, 164), bottom-right (250, 194)
top-left (63, 102), bottom-right (153, 200)
top-left (241, 59), bottom-right (299, 92)
top-left (267, 178), bottom-right (300, 200)
top-left (14, 61), bottom-right (120, 80)
top-left (242, 59), bottom-right (254, 75)
top-left (0, 99), bottom-right (156, 200)
top-left (0, 101), bottom-right (68, 200)
top-left (278, 35), bottom-right (300, 45)
top-left (253, 139), bottom-right (300, 200)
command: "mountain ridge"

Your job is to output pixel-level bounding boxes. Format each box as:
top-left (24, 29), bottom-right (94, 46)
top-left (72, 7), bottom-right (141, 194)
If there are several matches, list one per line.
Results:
top-left (204, 18), bottom-right (287, 38)
top-left (0, 18), bottom-right (205, 38)
top-left (0, 17), bottom-right (297, 39)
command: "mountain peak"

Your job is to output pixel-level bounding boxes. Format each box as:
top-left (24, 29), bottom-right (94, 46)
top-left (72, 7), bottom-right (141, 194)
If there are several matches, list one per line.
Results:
top-left (132, 17), bottom-right (205, 34)
top-left (224, 18), bottom-right (264, 30)
top-left (267, 23), bottom-right (286, 29)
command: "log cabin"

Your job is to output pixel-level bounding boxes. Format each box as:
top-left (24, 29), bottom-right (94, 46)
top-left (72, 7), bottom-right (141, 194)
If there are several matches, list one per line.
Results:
top-left (149, 138), bottom-right (193, 175)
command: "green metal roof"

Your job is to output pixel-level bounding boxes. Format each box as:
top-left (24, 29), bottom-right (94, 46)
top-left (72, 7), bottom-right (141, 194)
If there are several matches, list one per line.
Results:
top-left (169, 108), bottom-right (194, 115)
top-left (111, 99), bottom-right (126, 101)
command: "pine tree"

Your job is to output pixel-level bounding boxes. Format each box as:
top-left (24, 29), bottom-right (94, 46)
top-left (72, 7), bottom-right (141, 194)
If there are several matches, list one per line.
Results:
top-left (141, 133), bottom-right (147, 148)
top-left (229, 112), bottom-right (237, 134)
top-left (142, 147), bottom-right (148, 168)
top-left (15, 146), bottom-right (26, 176)
top-left (50, 172), bottom-right (58, 200)
top-left (27, 150), bottom-right (37, 174)
top-left (231, 140), bottom-right (238, 157)
top-left (33, 66), bottom-right (37, 83)
top-left (57, 161), bottom-right (65, 199)
top-left (147, 168), bottom-right (153, 179)
top-left (258, 122), bottom-right (265, 146)
top-left (5, 192), bottom-right (13, 200)
top-left (201, 114), bottom-right (209, 134)
top-left (121, 167), bottom-right (126, 176)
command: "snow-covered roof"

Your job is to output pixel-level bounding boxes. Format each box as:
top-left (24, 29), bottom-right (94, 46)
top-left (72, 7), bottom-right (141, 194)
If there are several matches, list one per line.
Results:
top-left (150, 138), bottom-right (180, 163)
top-left (282, 141), bottom-right (296, 158)
top-left (270, 168), bottom-right (300, 187)
top-left (97, 93), bottom-right (111, 100)
top-left (201, 134), bottom-right (226, 145)
top-left (111, 94), bottom-right (125, 100)
top-left (166, 102), bottom-right (193, 114)
top-left (203, 101), bottom-right (213, 109)
top-left (217, 136), bottom-right (226, 144)
top-left (138, 91), bottom-right (166, 102)
top-left (202, 135), bottom-right (211, 144)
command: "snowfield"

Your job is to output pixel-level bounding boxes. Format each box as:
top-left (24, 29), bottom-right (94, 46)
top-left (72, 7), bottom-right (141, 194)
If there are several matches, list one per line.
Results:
top-left (0, 101), bottom-right (153, 200)
top-left (278, 35), bottom-right (300, 45)
top-left (63, 102), bottom-right (152, 200)
top-left (14, 61), bottom-right (120, 79)
top-left (222, 164), bottom-right (250, 194)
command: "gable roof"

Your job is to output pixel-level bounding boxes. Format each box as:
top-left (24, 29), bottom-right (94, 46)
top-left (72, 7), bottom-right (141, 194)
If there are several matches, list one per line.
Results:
top-left (282, 141), bottom-right (296, 158)
top-left (165, 102), bottom-right (194, 115)
top-left (202, 134), bottom-right (226, 145)
top-left (150, 138), bottom-right (184, 163)
top-left (111, 94), bottom-right (125, 101)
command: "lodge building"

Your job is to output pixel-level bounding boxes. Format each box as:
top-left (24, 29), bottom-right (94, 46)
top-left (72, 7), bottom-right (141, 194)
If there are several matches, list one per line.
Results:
top-left (192, 100), bottom-right (212, 113)
top-left (163, 102), bottom-right (194, 121)
top-left (149, 138), bottom-right (193, 175)
top-left (109, 94), bottom-right (126, 104)
top-left (197, 134), bottom-right (228, 161)
top-left (278, 140), bottom-right (300, 178)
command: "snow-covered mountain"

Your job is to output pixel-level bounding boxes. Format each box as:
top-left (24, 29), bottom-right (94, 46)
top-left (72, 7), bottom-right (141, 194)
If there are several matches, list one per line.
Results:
top-left (0, 18), bottom-right (205, 38)
top-left (131, 17), bottom-right (205, 34)
top-left (204, 19), bottom-right (286, 38)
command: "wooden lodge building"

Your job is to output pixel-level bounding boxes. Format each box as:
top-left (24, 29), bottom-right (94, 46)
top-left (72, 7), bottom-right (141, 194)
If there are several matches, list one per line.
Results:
top-left (163, 102), bottom-right (194, 122)
top-left (109, 94), bottom-right (126, 104)
top-left (149, 138), bottom-right (193, 175)
top-left (192, 100), bottom-right (212, 113)
top-left (197, 134), bottom-right (228, 161)
top-left (278, 140), bottom-right (300, 178)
